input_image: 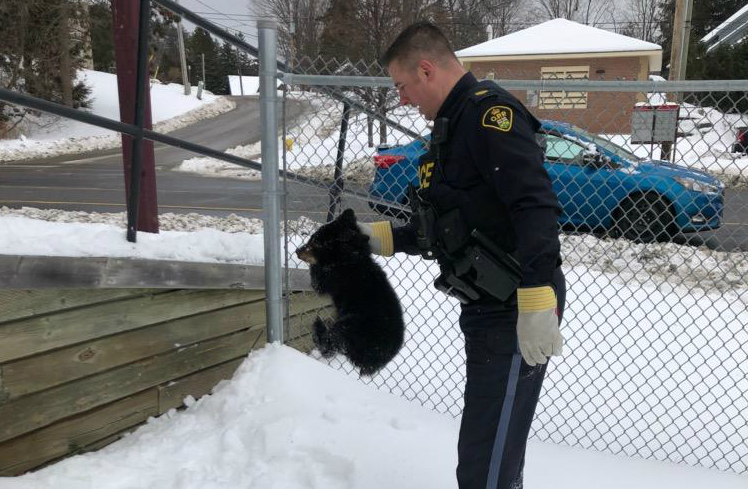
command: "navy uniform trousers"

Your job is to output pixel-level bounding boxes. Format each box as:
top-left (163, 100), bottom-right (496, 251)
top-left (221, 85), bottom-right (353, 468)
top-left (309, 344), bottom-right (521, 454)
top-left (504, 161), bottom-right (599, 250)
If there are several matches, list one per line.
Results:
top-left (457, 267), bottom-right (566, 489)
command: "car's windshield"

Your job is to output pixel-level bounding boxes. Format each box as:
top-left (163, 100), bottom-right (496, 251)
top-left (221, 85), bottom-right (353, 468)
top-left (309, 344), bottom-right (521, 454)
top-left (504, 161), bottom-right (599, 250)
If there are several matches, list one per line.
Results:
top-left (569, 125), bottom-right (642, 162)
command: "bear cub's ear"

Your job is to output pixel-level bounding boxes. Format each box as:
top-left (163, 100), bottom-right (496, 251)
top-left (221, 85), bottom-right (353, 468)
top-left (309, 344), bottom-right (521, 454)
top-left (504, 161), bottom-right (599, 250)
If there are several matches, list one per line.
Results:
top-left (339, 208), bottom-right (357, 227)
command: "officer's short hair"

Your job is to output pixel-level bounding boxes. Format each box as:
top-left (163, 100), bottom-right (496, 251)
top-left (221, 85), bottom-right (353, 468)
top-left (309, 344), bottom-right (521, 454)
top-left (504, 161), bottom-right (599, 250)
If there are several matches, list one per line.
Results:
top-left (381, 22), bottom-right (457, 70)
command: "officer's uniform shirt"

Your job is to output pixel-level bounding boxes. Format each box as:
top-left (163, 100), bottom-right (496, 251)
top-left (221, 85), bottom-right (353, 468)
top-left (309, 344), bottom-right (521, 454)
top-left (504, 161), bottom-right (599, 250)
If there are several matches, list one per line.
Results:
top-left (393, 72), bottom-right (561, 295)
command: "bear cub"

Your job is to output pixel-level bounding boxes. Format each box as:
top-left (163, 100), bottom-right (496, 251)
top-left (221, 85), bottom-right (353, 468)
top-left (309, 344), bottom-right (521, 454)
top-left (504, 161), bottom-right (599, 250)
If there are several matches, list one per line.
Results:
top-left (296, 208), bottom-right (404, 376)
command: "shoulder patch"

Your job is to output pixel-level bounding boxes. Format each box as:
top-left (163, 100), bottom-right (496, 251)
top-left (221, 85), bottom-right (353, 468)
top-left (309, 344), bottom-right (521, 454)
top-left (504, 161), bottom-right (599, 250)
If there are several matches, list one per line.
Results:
top-left (481, 105), bottom-right (513, 132)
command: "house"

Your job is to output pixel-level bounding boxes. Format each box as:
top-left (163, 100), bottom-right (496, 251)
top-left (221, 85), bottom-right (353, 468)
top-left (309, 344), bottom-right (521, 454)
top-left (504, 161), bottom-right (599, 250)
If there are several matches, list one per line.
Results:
top-left (455, 19), bottom-right (663, 134)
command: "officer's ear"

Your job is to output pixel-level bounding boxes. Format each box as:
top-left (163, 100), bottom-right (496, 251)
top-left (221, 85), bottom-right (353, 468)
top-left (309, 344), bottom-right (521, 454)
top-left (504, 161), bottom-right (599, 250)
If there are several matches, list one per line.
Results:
top-left (418, 59), bottom-right (435, 80)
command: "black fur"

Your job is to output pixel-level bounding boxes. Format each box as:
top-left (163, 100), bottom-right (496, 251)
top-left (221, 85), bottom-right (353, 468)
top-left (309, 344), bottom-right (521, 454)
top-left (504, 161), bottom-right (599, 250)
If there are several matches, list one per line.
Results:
top-left (296, 209), bottom-right (405, 376)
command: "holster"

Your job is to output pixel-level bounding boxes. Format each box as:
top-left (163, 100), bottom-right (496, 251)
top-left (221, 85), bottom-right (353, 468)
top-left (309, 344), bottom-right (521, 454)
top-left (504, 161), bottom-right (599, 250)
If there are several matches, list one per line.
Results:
top-left (435, 212), bottom-right (522, 303)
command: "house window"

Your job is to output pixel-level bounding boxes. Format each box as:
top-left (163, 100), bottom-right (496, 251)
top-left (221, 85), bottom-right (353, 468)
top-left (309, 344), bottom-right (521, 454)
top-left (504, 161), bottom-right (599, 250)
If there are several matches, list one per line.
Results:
top-left (540, 66), bottom-right (589, 109)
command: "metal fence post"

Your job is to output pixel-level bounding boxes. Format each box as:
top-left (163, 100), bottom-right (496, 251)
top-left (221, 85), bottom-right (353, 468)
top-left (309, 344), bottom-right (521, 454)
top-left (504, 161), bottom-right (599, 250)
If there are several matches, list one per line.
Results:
top-left (327, 101), bottom-right (351, 222)
top-left (258, 19), bottom-right (283, 344)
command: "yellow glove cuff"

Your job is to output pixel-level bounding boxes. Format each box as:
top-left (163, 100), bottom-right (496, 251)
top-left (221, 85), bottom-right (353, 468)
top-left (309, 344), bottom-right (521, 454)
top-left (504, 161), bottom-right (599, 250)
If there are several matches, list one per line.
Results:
top-left (371, 221), bottom-right (394, 257)
top-left (517, 286), bottom-right (556, 313)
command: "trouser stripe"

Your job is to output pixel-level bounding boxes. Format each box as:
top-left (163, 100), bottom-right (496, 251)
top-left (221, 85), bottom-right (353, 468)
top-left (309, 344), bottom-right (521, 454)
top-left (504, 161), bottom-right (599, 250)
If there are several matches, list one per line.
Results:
top-left (485, 352), bottom-right (523, 489)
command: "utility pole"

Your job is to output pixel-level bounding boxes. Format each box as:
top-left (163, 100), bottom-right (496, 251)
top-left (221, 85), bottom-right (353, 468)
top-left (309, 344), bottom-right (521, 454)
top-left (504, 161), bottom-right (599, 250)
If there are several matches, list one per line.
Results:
top-left (237, 64), bottom-right (245, 95)
top-left (112, 0), bottom-right (159, 234)
top-left (175, 0), bottom-right (191, 95)
top-left (201, 53), bottom-right (205, 83)
top-left (669, 0), bottom-right (694, 82)
top-left (662, 0), bottom-right (693, 161)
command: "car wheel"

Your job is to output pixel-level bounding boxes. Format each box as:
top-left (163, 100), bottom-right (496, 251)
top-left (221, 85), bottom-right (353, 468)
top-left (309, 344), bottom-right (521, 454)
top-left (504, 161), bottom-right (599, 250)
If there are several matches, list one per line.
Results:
top-left (612, 193), bottom-right (675, 243)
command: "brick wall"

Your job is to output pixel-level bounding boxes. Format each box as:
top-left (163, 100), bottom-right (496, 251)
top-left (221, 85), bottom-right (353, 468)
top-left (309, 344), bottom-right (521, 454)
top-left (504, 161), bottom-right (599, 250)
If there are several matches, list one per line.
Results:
top-left (467, 56), bottom-right (650, 134)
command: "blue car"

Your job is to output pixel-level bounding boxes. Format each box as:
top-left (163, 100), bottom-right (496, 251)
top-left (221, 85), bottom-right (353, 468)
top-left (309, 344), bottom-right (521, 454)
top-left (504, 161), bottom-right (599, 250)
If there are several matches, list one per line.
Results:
top-left (368, 120), bottom-right (724, 242)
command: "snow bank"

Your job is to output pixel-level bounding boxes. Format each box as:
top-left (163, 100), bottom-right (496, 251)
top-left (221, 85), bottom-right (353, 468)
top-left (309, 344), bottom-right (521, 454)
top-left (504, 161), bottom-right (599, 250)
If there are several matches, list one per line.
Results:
top-left (1, 345), bottom-right (745, 489)
top-left (0, 207), bottom-right (318, 264)
top-left (0, 70), bottom-right (236, 162)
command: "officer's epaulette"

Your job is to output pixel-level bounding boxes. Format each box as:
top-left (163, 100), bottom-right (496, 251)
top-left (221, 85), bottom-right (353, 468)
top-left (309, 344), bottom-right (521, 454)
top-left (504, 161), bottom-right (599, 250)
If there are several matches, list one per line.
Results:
top-left (468, 81), bottom-right (502, 104)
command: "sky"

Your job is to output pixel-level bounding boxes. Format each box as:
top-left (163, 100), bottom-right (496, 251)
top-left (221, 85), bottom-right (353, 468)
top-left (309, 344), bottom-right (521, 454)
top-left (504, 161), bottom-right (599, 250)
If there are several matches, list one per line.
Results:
top-left (179, 0), bottom-right (260, 45)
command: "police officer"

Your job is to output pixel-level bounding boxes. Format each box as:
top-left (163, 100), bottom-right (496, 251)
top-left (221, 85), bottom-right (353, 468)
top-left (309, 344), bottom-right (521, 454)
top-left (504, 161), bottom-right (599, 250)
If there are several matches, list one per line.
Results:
top-left (358, 22), bottom-right (566, 489)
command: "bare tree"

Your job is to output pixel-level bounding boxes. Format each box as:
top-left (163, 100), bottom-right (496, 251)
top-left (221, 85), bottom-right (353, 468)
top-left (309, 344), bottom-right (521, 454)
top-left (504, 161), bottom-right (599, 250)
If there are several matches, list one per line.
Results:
top-left (529, 0), bottom-right (615, 26)
top-left (579, 0), bottom-right (615, 26)
top-left (537, 0), bottom-right (580, 19)
top-left (481, 0), bottom-right (521, 37)
top-left (255, 0), bottom-right (330, 64)
top-left (625, 0), bottom-right (660, 43)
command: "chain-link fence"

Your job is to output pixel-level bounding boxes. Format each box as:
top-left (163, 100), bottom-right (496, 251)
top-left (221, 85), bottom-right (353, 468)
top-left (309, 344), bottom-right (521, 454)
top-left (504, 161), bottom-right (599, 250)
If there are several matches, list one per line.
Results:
top-left (278, 55), bottom-right (748, 475)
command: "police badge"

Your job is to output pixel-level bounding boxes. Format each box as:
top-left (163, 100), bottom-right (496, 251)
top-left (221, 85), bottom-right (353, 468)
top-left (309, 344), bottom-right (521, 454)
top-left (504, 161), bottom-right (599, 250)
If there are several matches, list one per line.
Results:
top-left (481, 105), bottom-right (513, 132)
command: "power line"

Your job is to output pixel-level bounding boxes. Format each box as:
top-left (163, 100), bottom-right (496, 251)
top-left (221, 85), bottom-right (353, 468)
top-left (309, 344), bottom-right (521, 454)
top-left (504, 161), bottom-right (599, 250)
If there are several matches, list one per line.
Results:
top-left (187, 5), bottom-right (746, 33)
top-left (182, 0), bottom-right (259, 41)
top-left (190, 11), bottom-right (748, 30)
top-left (186, 16), bottom-right (258, 42)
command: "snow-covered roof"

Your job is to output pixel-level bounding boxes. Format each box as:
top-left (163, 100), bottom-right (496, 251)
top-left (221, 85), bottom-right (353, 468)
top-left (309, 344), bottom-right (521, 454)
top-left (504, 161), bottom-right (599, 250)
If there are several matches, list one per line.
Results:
top-left (701, 4), bottom-right (748, 52)
top-left (456, 18), bottom-right (662, 58)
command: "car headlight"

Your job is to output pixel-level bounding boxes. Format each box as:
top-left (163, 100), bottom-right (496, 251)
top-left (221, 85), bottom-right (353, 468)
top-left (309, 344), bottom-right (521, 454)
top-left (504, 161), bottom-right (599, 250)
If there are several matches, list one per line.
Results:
top-left (673, 176), bottom-right (722, 194)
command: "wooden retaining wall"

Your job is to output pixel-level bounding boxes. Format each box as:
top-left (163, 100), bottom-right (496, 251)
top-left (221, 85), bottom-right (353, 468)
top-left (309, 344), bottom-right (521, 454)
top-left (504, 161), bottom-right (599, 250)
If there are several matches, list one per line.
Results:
top-left (0, 256), bottom-right (328, 475)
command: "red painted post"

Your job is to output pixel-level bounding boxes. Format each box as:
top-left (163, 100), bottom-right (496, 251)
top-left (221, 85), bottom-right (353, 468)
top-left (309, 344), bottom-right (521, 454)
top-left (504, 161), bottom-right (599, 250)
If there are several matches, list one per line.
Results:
top-left (111, 0), bottom-right (159, 233)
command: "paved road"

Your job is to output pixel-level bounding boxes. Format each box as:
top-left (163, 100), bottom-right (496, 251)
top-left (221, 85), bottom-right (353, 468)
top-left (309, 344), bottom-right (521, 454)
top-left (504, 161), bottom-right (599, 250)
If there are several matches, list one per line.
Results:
top-left (679, 189), bottom-right (748, 251)
top-left (0, 96), bottom-right (366, 221)
top-left (1, 95), bottom-right (747, 250)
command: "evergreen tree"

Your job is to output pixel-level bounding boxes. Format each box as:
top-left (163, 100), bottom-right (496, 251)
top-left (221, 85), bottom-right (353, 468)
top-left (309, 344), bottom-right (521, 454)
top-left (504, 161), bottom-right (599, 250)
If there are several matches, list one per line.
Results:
top-left (218, 40), bottom-right (238, 95)
top-left (658, 0), bottom-right (748, 112)
top-left (186, 28), bottom-right (224, 94)
top-left (235, 33), bottom-right (258, 77)
top-left (658, 0), bottom-right (745, 77)
top-left (89, 0), bottom-right (115, 72)
top-left (88, 1), bottom-right (179, 78)
top-left (1, 0), bottom-right (92, 135)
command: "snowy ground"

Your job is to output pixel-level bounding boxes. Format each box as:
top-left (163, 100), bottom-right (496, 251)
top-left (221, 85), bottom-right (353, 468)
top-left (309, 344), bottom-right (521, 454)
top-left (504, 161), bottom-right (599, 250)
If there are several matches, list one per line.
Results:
top-left (175, 92), bottom-right (428, 186)
top-left (0, 70), bottom-right (235, 162)
top-left (607, 102), bottom-right (748, 185)
top-left (0, 345), bottom-right (746, 489)
top-left (1, 206), bottom-right (747, 484)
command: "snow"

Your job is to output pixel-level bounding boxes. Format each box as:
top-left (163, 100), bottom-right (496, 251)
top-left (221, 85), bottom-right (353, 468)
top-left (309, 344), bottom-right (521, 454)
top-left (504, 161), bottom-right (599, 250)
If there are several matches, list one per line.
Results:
top-left (176, 91), bottom-right (428, 182)
top-left (0, 207), bottom-right (748, 486)
top-left (0, 208), bottom-right (319, 264)
top-left (0, 70), bottom-right (236, 162)
top-left (605, 102), bottom-right (748, 183)
top-left (455, 19), bottom-right (661, 58)
top-left (227, 75), bottom-right (283, 95)
top-left (0, 215), bottom-right (265, 264)
top-left (0, 344), bottom-right (745, 489)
